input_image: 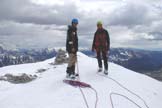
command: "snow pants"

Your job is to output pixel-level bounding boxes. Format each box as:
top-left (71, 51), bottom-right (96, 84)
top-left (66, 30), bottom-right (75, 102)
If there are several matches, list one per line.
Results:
top-left (96, 50), bottom-right (108, 70)
top-left (66, 53), bottom-right (77, 75)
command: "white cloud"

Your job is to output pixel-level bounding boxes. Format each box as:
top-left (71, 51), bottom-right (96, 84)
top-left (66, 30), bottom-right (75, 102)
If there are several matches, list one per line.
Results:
top-left (0, 21), bottom-right (67, 49)
top-left (0, 0), bottom-right (162, 50)
top-left (31, 0), bottom-right (65, 6)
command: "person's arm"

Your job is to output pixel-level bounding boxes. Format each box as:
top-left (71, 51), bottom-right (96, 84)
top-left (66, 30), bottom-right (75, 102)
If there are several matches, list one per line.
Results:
top-left (66, 28), bottom-right (72, 53)
top-left (76, 32), bottom-right (78, 52)
top-left (66, 29), bottom-right (69, 52)
top-left (106, 30), bottom-right (110, 50)
top-left (92, 32), bottom-right (96, 51)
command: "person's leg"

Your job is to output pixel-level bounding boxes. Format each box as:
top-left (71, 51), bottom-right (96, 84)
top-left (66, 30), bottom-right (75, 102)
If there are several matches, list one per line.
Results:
top-left (66, 67), bottom-right (71, 75)
top-left (97, 51), bottom-right (102, 72)
top-left (67, 53), bottom-right (77, 78)
top-left (102, 51), bottom-right (108, 74)
top-left (71, 54), bottom-right (77, 75)
top-left (67, 53), bottom-right (74, 76)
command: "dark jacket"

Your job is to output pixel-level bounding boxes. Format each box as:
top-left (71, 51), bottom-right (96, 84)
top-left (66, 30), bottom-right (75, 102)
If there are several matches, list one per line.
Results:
top-left (66, 25), bottom-right (78, 53)
top-left (92, 28), bottom-right (110, 52)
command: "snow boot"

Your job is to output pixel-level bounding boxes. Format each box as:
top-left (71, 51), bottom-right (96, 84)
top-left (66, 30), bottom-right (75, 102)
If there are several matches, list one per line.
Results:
top-left (69, 66), bottom-right (75, 79)
top-left (66, 67), bottom-right (71, 74)
top-left (104, 69), bottom-right (108, 75)
top-left (70, 74), bottom-right (76, 79)
top-left (98, 67), bottom-right (102, 72)
top-left (71, 65), bottom-right (79, 76)
top-left (66, 67), bottom-right (72, 78)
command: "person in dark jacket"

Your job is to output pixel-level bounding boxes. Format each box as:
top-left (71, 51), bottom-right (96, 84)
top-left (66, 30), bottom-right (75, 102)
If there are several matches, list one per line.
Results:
top-left (66, 18), bottom-right (78, 79)
top-left (92, 21), bottom-right (110, 75)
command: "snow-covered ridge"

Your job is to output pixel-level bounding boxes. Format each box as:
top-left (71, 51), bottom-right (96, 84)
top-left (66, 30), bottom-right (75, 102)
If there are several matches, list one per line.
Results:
top-left (0, 52), bottom-right (162, 108)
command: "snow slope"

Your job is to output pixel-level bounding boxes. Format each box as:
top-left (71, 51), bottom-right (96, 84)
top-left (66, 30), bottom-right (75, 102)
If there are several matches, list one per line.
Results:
top-left (0, 52), bottom-right (162, 108)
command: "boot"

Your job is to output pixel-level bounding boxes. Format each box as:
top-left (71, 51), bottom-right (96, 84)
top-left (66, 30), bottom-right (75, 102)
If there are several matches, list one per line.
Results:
top-left (98, 67), bottom-right (102, 72)
top-left (66, 67), bottom-right (71, 78)
top-left (70, 74), bottom-right (76, 79)
top-left (69, 65), bottom-right (76, 79)
top-left (66, 67), bottom-right (70, 74)
top-left (71, 65), bottom-right (75, 75)
top-left (104, 69), bottom-right (108, 75)
top-left (72, 65), bottom-right (79, 76)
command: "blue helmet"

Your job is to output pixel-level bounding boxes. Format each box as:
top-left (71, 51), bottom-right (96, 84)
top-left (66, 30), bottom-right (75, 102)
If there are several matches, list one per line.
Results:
top-left (72, 18), bottom-right (78, 24)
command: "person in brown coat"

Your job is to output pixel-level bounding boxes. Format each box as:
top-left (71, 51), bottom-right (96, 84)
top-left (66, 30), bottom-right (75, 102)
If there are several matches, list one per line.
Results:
top-left (92, 21), bottom-right (110, 75)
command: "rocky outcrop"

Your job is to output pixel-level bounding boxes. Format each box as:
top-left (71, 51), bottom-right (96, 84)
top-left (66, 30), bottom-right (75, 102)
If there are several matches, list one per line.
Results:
top-left (0, 73), bottom-right (37, 84)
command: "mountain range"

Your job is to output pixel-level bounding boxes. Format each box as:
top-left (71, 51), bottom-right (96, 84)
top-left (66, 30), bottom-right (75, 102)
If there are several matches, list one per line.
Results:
top-left (0, 46), bottom-right (162, 81)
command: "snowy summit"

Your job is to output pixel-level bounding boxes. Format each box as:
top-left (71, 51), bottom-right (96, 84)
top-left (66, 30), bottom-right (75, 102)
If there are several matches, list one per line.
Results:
top-left (0, 52), bottom-right (162, 108)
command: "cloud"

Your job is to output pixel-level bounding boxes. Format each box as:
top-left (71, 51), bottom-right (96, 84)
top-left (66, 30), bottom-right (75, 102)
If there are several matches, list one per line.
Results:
top-left (0, 0), bottom-right (162, 50)
top-left (0, 21), bottom-right (67, 49)
top-left (148, 32), bottom-right (162, 40)
top-left (0, 0), bottom-right (82, 25)
top-left (108, 1), bottom-right (161, 27)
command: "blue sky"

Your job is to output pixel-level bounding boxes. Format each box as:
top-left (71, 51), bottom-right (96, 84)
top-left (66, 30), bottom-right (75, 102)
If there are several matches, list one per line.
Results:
top-left (0, 0), bottom-right (162, 50)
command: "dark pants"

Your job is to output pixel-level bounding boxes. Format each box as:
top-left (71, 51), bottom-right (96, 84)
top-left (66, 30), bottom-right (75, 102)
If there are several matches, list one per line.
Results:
top-left (96, 50), bottom-right (108, 70)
